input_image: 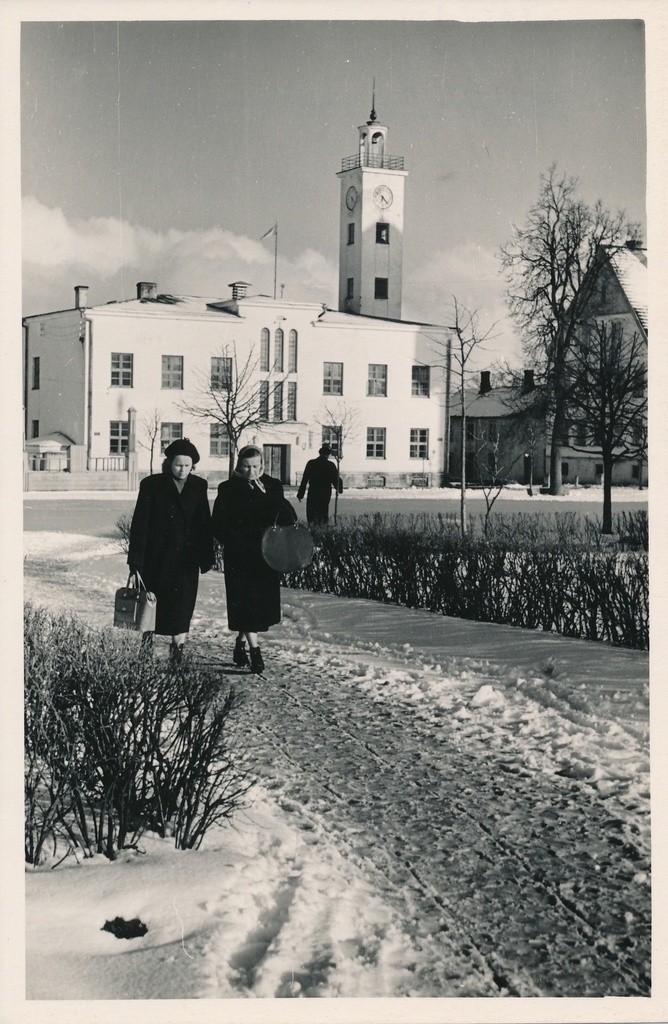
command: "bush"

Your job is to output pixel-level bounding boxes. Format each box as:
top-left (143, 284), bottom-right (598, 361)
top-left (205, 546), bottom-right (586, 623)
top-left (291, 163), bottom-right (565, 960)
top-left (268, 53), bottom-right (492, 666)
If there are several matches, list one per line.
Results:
top-left (25, 605), bottom-right (253, 865)
top-left (283, 512), bottom-right (648, 650)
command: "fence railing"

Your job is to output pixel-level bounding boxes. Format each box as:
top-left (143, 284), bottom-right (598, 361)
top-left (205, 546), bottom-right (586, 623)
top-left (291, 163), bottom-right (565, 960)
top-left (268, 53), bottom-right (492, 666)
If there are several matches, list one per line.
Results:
top-left (341, 154), bottom-right (405, 171)
top-left (90, 456), bottom-right (128, 472)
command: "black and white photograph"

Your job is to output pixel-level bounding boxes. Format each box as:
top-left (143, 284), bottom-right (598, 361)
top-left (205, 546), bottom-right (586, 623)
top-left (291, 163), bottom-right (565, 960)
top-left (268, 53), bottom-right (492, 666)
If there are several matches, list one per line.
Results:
top-left (3, 0), bottom-right (665, 1021)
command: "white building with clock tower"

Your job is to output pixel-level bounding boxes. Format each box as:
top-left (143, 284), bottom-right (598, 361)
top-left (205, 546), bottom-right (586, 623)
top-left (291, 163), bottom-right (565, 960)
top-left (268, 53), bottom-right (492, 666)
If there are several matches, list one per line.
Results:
top-left (337, 101), bottom-right (408, 320)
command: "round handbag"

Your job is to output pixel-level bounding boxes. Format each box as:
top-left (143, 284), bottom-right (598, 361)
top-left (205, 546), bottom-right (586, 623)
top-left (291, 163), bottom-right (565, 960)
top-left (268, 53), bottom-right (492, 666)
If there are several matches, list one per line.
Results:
top-left (261, 518), bottom-right (315, 573)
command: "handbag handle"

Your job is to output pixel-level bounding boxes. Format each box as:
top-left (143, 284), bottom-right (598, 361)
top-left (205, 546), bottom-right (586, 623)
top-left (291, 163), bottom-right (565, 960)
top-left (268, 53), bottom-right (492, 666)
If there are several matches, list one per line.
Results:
top-left (270, 501), bottom-right (298, 529)
top-left (127, 570), bottom-right (148, 591)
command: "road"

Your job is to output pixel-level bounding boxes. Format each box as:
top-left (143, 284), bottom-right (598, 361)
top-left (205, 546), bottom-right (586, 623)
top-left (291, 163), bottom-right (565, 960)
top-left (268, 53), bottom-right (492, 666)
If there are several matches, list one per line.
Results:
top-left (23, 489), bottom-right (647, 537)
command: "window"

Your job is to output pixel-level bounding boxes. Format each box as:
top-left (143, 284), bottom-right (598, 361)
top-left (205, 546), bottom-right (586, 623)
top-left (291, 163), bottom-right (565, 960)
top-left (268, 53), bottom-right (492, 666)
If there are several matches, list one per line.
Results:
top-left (374, 278), bottom-right (388, 300)
top-left (322, 426), bottom-right (341, 456)
top-left (160, 422), bottom-right (182, 453)
top-left (211, 356), bottom-right (233, 391)
top-left (561, 461), bottom-right (569, 480)
top-left (348, 223), bottom-right (355, 245)
top-left (366, 427), bottom-right (386, 459)
top-left (323, 361), bottom-right (343, 395)
top-left (465, 420), bottom-right (476, 443)
top-left (31, 420), bottom-right (39, 439)
top-left (210, 423), bottom-right (230, 458)
top-left (260, 328), bottom-right (270, 371)
top-left (111, 352), bottom-right (133, 387)
top-left (367, 363), bottom-right (387, 397)
top-left (486, 421), bottom-right (498, 444)
top-left (273, 381), bottom-right (284, 421)
top-left (259, 381), bottom-right (269, 420)
top-left (376, 223), bottom-right (390, 244)
top-left (611, 321), bottom-right (624, 344)
top-left (288, 329), bottom-right (298, 372)
top-left (110, 420), bottom-right (129, 455)
top-left (346, 278), bottom-right (354, 301)
top-left (411, 365), bottom-right (430, 397)
top-left (274, 328), bottom-right (284, 372)
top-left (161, 355), bottom-right (183, 389)
top-left (31, 356), bottom-right (40, 390)
top-left (287, 381), bottom-right (297, 421)
top-left (410, 428), bottom-right (429, 460)
top-left (574, 422), bottom-right (588, 446)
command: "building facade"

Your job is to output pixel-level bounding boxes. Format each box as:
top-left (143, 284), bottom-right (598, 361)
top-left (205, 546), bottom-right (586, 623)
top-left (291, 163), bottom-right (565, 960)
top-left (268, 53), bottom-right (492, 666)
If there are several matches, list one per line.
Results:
top-left (23, 105), bottom-right (456, 489)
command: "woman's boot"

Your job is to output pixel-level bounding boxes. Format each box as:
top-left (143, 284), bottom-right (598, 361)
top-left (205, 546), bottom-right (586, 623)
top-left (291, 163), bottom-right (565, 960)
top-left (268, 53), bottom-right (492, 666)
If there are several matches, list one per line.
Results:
top-left (169, 641), bottom-right (184, 664)
top-left (249, 647), bottom-right (264, 675)
top-left (233, 635), bottom-right (250, 667)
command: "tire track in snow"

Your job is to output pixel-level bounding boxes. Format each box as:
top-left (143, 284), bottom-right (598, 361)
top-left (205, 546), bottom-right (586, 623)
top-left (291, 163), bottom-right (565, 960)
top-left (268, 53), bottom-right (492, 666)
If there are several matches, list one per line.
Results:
top-left (200, 640), bottom-right (650, 998)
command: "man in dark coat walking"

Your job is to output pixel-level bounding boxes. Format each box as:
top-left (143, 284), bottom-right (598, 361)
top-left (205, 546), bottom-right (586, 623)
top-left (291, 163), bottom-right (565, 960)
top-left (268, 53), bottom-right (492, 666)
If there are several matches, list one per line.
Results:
top-left (296, 445), bottom-right (343, 524)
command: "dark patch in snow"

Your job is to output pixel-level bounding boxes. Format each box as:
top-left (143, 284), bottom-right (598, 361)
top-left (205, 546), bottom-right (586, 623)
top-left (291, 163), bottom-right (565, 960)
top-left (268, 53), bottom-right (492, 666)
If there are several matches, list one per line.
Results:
top-left (101, 916), bottom-right (148, 940)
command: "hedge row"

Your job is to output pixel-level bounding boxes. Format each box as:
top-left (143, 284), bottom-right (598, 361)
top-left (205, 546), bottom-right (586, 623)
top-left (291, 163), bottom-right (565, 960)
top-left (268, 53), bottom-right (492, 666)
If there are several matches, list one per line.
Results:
top-left (25, 605), bottom-right (252, 865)
top-left (283, 512), bottom-right (648, 650)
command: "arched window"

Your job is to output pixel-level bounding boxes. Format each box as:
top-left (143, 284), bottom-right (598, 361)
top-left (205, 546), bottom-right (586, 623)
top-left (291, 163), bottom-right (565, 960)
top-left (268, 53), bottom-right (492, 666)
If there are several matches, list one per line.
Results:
top-left (274, 328), bottom-right (284, 372)
top-left (288, 329), bottom-right (298, 372)
top-left (260, 328), bottom-right (270, 371)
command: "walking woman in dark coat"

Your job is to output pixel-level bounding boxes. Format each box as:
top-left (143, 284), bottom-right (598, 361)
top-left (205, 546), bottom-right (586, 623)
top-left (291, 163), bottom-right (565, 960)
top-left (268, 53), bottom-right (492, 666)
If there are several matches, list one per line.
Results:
top-left (212, 445), bottom-right (288, 674)
top-left (128, 438), bottom-right (214, 660)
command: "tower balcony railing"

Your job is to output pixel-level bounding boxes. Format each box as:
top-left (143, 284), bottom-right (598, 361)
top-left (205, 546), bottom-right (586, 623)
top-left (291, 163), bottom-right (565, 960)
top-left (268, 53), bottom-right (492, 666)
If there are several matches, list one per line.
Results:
top-left (341, 154), bottom-right (405, 171)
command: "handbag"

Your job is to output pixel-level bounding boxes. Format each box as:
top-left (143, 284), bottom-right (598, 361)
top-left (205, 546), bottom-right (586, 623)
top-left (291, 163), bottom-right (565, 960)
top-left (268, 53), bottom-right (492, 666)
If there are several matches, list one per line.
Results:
top-left (261, 505), bottom-right (315, 573)
top-left (114, 572), bottom-right (157, 632)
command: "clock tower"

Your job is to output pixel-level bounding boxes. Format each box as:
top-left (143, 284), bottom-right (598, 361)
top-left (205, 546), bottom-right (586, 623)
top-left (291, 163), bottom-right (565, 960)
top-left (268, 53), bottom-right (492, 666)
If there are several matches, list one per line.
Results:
top-left (337, 99), bottom-right (408, 319)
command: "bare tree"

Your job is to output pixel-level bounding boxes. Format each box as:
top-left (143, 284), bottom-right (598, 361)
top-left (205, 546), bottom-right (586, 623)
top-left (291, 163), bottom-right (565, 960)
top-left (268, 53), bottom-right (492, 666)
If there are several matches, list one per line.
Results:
top-left (180, 343), bottom-right (285, 477)
top-left (447, 299), bottom-right (497, 535)
top-left (500, 165), bottom-right (638, 495)
top-left (137, 408), bottom-right (162, 475)
top-left (566, 321), bottom-right (647, 533)
top-left (314, 399), bottom-right (361, 523)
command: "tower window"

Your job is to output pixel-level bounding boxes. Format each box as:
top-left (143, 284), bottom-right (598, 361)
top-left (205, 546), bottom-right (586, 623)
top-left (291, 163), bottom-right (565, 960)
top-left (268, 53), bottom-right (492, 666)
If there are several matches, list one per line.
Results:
top-left (348, 223), bottom-right (355, 245)
top-left (346, 278), bottom-right (354, 301)
top-left (32, 356), bottom-right (40, 390)
top-left (376, 224), bottom-right (390, 245)
top-left (374, 278), bottom-right (389, 300)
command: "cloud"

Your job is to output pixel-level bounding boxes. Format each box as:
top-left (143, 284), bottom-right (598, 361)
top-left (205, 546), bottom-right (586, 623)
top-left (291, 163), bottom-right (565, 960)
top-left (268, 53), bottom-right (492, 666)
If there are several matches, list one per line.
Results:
top-left (404, 243), bottom-right (523, 367)
top-left (22, 197), bottom-right (338, 312)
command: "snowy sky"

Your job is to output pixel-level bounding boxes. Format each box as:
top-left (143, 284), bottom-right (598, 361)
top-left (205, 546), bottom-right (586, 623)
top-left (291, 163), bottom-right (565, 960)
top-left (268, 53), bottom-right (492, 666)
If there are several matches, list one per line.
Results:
top-left (17, 5), bottom-right (648, 366)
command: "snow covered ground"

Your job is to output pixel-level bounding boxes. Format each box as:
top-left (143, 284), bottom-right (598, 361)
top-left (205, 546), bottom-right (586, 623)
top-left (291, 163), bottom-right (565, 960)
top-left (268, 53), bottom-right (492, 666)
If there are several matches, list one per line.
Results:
top-left (14, 527), bottom-right (661, 1023)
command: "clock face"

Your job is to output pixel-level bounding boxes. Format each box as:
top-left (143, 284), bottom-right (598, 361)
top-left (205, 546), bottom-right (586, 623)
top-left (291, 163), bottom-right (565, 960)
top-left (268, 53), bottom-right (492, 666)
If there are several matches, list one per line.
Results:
top-left (373, 185), bottom-right (393, 209)
top-left (345, 186), bottom-right (358, 211)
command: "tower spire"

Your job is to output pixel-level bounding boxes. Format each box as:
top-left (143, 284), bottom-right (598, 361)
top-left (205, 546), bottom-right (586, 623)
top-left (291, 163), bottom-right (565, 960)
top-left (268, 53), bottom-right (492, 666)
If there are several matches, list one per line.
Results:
top-left (369, 77), bottom-right (377, 123)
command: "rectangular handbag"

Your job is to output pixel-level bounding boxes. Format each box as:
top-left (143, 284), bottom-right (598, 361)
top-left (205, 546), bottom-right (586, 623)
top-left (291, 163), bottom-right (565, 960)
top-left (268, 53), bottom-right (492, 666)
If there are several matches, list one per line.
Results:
top-left (114, 572), bottom-right (157, 632)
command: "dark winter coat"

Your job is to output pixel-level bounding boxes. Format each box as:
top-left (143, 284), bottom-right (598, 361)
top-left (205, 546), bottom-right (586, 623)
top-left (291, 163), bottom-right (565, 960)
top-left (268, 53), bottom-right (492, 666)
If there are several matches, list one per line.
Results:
top-left (297, 455), bottom-right (343, 524)
top-left (128, 472), bottom-right (214, 636)
top-left (212, 473), bottom-right (289, 632)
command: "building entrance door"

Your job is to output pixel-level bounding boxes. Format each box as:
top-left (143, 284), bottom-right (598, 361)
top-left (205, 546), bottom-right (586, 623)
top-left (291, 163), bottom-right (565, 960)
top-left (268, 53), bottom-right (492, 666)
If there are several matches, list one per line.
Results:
top-left (263, 444), bottom-right (290, 484)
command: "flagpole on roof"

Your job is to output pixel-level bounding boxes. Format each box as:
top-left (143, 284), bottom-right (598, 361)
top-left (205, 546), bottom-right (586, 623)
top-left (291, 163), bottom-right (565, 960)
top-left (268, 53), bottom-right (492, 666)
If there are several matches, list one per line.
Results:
top-left (273, 222), bottom-right (278, 300)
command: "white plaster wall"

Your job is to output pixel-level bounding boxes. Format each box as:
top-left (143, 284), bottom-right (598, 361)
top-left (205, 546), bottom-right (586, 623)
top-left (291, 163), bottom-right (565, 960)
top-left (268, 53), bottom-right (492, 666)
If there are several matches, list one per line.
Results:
top-left (24, 311), bottom-right (85, 442)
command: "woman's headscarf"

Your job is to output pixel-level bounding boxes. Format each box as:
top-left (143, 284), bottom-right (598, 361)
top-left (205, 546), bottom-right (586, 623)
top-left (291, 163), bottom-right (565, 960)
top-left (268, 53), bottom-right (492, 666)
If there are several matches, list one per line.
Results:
top-left (234, 445), bottom-right (266, 491)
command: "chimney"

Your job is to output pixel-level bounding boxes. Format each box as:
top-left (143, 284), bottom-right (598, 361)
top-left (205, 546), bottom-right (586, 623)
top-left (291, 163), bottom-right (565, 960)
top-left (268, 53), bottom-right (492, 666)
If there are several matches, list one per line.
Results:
top-left (522, 369), bottom-right (535, 392)
top-left (74, 285), bottom-right (89, 308)
top-left (136, 281), bottom-right (157, 300)
top-left (229, 281), bottom-right (251, 300)
top-left (479, 370), bottom-right (492, 395)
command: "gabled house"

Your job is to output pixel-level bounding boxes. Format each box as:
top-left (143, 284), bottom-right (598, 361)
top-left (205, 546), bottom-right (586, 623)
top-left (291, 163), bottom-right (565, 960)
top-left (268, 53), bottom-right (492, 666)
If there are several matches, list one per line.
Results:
top-left (561, 241), bottom-right (648, 487)
top-left (449, 370), bottom-right (548, 489)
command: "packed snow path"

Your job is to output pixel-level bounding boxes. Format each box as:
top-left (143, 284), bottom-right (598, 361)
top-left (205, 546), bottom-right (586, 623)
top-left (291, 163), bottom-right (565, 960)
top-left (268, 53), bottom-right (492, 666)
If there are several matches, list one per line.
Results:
top-left (195, 628), bottom-right (650, 999)
top-left (23, 537), bottom-right (650, 999)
